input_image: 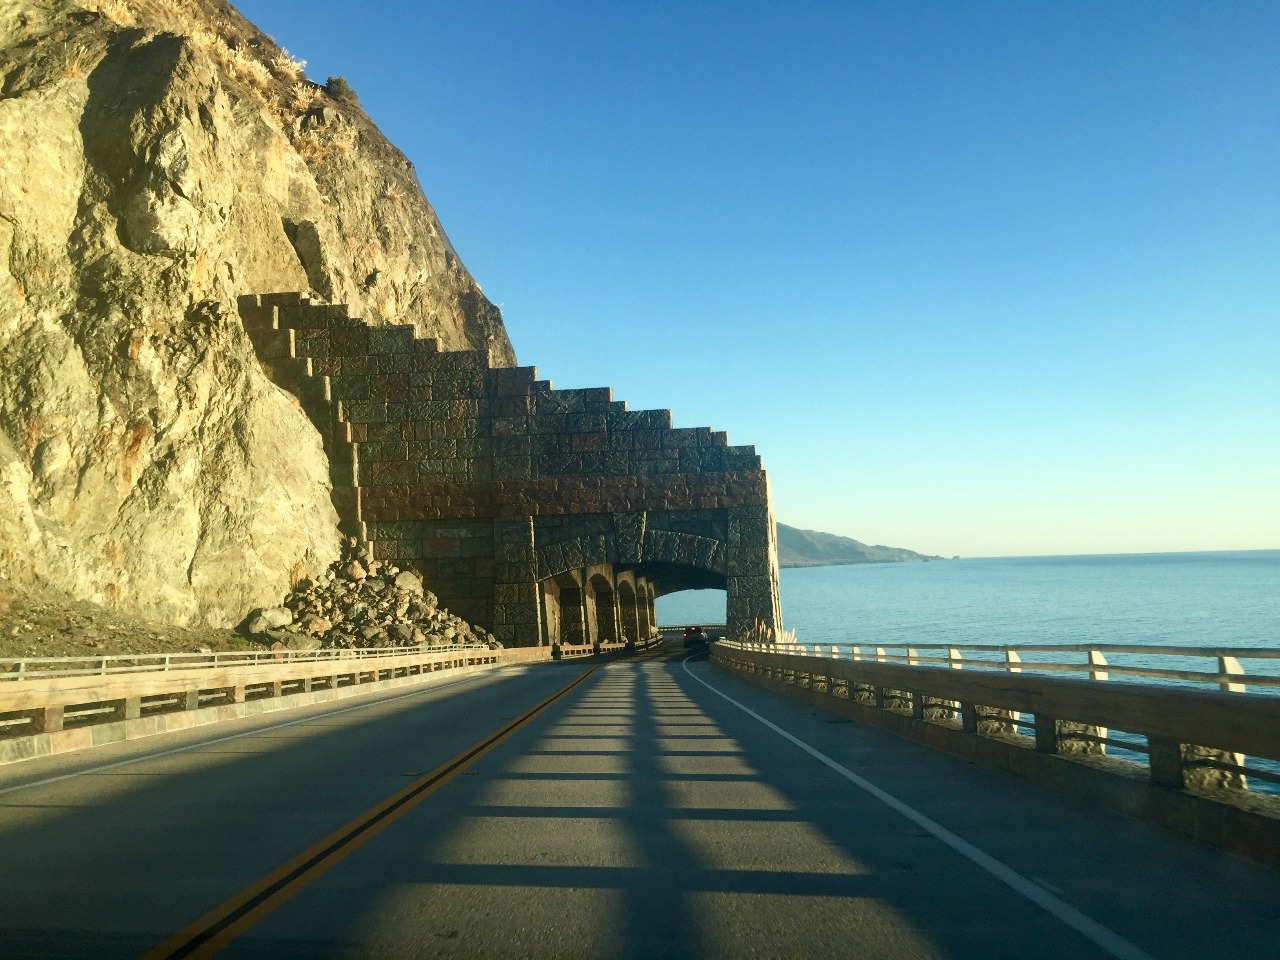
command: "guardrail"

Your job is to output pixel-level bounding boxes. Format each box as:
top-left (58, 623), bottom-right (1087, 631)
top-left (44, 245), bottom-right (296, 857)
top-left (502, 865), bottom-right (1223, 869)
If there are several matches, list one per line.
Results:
top-left (714, 640), bottom-right (1280, 791)
top-left (553, 635), bottom-right (664, 659)
top-left (711, 639), bottom-right (1280, 865)
top-left (0, 643), bottom-right (492, 682)
top-left (734, 641), bottom-right (1280, 693)
top-left (0, 643), bottom-right (509, 743)
top-left (0, 635), bottom-right (666, 766)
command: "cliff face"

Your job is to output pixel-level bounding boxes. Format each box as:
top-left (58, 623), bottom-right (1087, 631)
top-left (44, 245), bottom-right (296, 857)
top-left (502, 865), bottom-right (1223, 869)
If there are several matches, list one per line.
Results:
top-left (0, 0), bottom-right (514, 626)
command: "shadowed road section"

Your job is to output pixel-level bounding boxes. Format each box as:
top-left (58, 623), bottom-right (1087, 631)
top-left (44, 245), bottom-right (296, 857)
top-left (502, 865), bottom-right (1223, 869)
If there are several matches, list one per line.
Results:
top-left (0, 651), bottom-right (1277, 958)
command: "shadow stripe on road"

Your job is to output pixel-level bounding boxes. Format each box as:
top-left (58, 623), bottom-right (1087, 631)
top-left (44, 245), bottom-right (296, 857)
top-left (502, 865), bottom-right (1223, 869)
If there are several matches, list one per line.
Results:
top-left (142, 663), bottom-right (602, 960)
top-left (683, 653), bottom-right (1155, 960)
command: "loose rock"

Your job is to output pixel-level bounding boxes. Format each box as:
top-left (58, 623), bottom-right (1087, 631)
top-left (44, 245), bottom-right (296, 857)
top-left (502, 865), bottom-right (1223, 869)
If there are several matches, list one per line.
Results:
top-left (245, 606), bottom-right (293, 635)
top-left (240, 540), bottom-right (493, 653)
top-left (394, 571), bottom-right (424, 596)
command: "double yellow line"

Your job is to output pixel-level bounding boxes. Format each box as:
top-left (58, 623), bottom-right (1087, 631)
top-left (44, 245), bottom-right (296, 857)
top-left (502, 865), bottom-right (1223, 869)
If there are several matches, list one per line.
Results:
top-left (144, 664), bottom-right (602, 959)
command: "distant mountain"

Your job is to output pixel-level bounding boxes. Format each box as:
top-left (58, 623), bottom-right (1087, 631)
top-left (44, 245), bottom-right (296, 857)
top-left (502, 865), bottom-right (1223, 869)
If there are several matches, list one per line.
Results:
top-left (776, 523), bottom-right (942, 568)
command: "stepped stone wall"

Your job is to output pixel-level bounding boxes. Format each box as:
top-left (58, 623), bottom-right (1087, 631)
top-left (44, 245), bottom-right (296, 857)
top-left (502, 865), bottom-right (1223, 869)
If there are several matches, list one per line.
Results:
top-left (239, 293), bottom-right (782, 645)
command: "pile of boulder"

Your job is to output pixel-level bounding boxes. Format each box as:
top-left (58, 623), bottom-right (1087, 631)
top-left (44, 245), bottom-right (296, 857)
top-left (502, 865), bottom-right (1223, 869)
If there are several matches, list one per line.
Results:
top-left (241, 539), bottom-right (502, 651)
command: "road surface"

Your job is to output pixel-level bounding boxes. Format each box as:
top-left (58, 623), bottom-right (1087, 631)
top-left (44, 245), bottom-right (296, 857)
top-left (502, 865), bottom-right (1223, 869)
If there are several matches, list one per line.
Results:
top-left (0, 648), bottom-right (1276, 958)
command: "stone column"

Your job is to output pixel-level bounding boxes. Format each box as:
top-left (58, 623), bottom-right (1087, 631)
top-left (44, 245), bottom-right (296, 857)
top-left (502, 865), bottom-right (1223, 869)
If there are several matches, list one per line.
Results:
top-left (725, 501), bottom-right (782, 640)
top-left (492, 516), bottom-right (543, 646)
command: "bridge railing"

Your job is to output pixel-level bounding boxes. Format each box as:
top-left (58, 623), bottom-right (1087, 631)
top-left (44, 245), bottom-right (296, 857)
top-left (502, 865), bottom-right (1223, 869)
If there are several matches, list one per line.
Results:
top-left (0, 633), bottom-right (661, 766)
top-left (727, 640), bottom-right (1280, 693)
top-left (0, 643), bottom-right (493, 682)
top-left (0, 644), bottom-right (518, 745)
top-left (712, 639), bottom-right (1280, 794)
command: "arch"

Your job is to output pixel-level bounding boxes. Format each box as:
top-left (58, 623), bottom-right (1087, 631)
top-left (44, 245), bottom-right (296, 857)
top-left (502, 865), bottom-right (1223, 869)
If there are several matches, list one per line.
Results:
top-left (535, 527), bottom-right (727, 586)
top-left (617, 581), bottom-right (638, 643)
top-left (588, 573), bottom-right (617, 644)
top-left (636, 582), bottom-right (654, 639)
top-left (558, 583), bottom-right (586, 645)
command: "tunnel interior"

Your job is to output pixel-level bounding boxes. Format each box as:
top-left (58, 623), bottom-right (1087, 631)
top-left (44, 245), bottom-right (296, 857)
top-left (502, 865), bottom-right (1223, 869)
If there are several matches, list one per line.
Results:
top-left (538, 559), bottom-right (729, 646)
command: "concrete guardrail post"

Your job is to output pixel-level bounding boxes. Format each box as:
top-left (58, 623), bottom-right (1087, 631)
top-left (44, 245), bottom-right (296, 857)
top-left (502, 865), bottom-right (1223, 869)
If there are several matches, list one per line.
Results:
top-left (1088, 650), bottom-right (1109, 681)
top-left (1148, 737), bottom-right (1184, 789)
top-left (1034, 713), bottom-right (1058, 753)
top-left (1219, 656), bottom-right (1245, 693)
top-left (33, 706), bottom-right (63, 733)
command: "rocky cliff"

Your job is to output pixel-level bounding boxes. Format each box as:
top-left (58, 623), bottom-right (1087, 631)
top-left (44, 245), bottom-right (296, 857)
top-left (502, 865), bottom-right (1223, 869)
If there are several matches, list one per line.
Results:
top-left (0, 0), bottom-right (514, 627)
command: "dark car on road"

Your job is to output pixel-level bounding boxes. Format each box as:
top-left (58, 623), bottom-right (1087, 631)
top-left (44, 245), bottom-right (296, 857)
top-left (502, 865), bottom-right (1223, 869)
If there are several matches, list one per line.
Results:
top-left (682, 625), bottom-right (706, 648)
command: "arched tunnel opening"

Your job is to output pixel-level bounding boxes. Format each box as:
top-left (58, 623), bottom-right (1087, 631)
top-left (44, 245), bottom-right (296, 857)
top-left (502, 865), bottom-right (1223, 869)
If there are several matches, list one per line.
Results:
top-left (537, 560), bottom-right (728, 646)
top-left (653, 588), bottom-right (728, 633)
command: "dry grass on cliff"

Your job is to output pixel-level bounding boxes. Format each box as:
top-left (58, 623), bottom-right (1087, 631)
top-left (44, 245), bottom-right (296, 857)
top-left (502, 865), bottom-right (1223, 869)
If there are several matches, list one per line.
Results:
top-left (71, 0), bottom-right (367, 155)
top-left (288, 80), bottom-right (322, 113)
top-left (83, 0), bottom-right (138, 27)
top-left (57, 40), bottom-right (97, 80)
top-left (79, 1), bottom-right (321, 128)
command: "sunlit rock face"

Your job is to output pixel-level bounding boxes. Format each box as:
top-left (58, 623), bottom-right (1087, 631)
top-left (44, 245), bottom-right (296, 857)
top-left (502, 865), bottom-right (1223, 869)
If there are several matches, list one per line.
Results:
top-left (0, 0), bottom-right (514, 626)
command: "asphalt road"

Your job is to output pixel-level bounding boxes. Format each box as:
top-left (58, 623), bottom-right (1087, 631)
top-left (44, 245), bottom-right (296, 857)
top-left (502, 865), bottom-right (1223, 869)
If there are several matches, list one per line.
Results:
top-left (0, 648), bottom-right (1277, 959)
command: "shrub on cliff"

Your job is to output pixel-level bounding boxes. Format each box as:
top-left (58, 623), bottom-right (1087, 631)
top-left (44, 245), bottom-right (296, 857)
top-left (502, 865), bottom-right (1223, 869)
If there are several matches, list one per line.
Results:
top-left (325, 75), bottom-right (358, 103)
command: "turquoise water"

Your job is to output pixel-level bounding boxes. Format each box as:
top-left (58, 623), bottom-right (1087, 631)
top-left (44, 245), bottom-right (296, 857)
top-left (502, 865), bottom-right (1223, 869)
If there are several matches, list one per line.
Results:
top-left (656, 550), bottom-right (1280, 651)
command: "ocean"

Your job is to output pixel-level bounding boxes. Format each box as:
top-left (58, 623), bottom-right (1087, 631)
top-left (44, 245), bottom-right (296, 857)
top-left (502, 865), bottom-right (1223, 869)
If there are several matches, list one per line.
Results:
top-left (655, 550), bottom-right (1280, 653)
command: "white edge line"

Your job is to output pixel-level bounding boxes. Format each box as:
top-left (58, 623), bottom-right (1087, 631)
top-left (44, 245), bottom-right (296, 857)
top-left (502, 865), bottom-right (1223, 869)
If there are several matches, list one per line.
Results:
top-left (681, 654), bottom-right (1153, 960)
top-left (0, 666), bottom-right (520, 799)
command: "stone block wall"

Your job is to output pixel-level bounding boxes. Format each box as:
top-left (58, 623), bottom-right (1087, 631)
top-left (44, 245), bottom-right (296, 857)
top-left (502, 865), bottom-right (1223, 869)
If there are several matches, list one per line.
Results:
top-left (239, 293), bottom-right (782, 644)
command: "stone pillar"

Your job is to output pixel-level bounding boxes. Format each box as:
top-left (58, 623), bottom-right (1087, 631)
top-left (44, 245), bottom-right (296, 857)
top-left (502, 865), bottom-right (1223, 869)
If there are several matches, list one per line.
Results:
top-left (492, 516), bottom-right (542, 646)
top-left (32, 706), bottom-right (63, 733)
top-left (725, 501), bottom-right (782, 641)
top-left (561, 584), bottom-right (586, 645)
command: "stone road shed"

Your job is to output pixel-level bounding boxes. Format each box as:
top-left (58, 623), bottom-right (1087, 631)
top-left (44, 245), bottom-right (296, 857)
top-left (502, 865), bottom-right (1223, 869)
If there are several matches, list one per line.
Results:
top-left (240, 294), bottom-right (782, 646)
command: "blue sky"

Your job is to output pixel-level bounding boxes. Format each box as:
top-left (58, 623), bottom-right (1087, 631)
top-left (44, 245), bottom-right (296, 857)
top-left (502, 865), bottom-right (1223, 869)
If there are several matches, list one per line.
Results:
top-left (237, 0), bottom-right (1279, 557)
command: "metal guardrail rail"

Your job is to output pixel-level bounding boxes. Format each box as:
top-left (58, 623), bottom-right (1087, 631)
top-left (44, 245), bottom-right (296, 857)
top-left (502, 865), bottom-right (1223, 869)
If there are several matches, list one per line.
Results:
top-left (728, 640), bottom-right (1280, 693)
top-left (0, 643), bottom-right (492, 682)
